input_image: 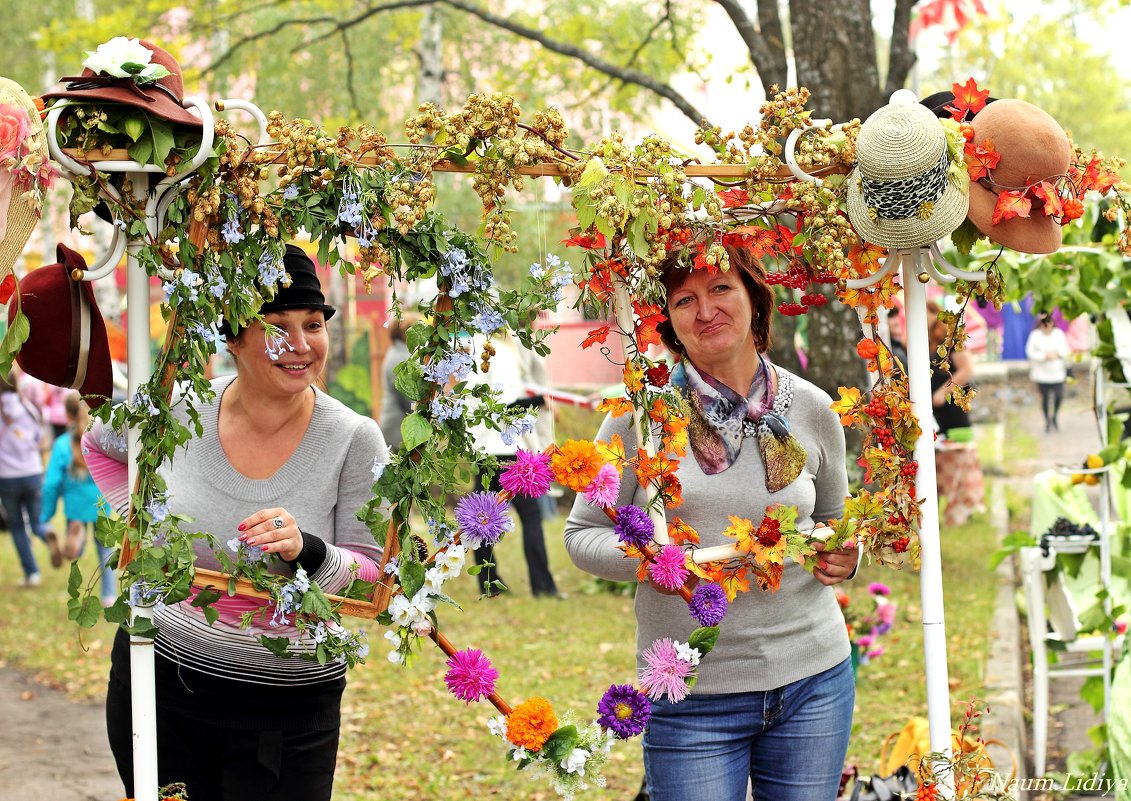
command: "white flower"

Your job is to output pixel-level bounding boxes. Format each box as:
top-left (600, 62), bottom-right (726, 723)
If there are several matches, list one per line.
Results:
top-left (511, 746), bottom-right (529, 762)
top-left (387, 595), bottom-right (415, 627)
top-left (435, 544), bottom-right (466, 578)
top-left (487, 714), bottom-right (508, 738)
top-left (387, 648), bottom-right (407, 664)
top-left (424, 567), bottom-right (446, 593)
top-left (371, 456), bottom-right (387, 482)
top-left (410, 617), bottom-right (433, 636)
top-left (82, 37), bottom-right (169, 82)
top-left (675, 642), bottom-right (701, 666)
top-left (561, 748), bottom-right (589, 776)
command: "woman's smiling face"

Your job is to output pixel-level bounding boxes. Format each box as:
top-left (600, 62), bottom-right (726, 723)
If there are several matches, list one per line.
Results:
top-left (228, 309), bottom-right (329, 396)
top-left (666, 268), bottom-right (756, 367)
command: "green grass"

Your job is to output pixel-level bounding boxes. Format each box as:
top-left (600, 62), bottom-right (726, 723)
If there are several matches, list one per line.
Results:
top-left (0, 502), bottom-right (1003, 798)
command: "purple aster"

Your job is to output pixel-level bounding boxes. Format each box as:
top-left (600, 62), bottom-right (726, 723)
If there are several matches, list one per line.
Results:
top-left (688, 583), bottom-right (728, 627)
top-left (444, 647), bottom-right (499, 704)
top-left (596, 683), bottom-right (651, 739)
top-left (614, 504), bottom-right (654, 549)
top-left (454, 491), bottom-right (514, 548)
top-left (499, 449), bottom-right (553, 498)
top-left (648, 544), bottom-right (689, 591)
top-left (639, 638), bottom-right (694, 703)
top-left (868, 582), bottom-right (891, 596)
top-left (583, 462), bottom-right (620, 508)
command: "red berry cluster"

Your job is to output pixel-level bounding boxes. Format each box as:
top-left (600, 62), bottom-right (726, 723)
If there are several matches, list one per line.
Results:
top-left (863, 397), bottom-right (889, 419)
top-left (899, 461), bottom-right (919, 478)
top-left (778, 302), bottom-right (808, 316)
top-left (873, 427), bottom-right (896, 448)
top-left (800, 293), bottom-right (827, 306)
top-left (765, 264), bottom-right (839, 316)
top-left (891, 536), bottom-right (911, 553)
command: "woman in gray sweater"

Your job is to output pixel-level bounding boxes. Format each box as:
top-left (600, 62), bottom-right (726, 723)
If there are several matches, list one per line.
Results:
top-left (565, 244), bottom-right (857, 801)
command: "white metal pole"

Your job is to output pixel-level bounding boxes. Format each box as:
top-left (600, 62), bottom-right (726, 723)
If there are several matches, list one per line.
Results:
top-left (902, 253), bottom-right (955, 785)
top-left (1095, 366), bottom-right (1113, 722)
top-left (126, 172), bottom-right (158, 801)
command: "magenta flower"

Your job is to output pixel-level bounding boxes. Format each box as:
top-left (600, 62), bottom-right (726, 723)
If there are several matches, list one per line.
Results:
top-left (648, 544), bottom-right (689, 591)
top-left (596, 683), bottom-right (650, 739)
top-left (688, 583), bottom-right (727, 627)
top-left (639, 638), bottom-right (694, 702)
top-left (444, 647), bottom-right (499, 704)
top-left (583, 462), bottom-right (620, 507)
top-left (499, 449), bottom-right (553, 498)
top-left (867, 582), bottom-right (891, 596)
top-left (454, 491), bottom-right (514, 548)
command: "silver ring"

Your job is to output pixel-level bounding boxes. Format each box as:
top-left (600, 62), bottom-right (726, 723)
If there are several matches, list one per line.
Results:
top-left (272, 517), bottom-right (285, 529)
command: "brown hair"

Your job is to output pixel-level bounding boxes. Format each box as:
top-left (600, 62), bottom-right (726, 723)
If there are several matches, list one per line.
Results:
top-left (656, 245), bottom-right (775, 356)
top-left (926, 299), bottom-right (948, 348)
top-left (64, 392), bottom-right (90, 481)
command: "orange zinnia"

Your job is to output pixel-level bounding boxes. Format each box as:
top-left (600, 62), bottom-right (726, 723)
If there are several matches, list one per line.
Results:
top-left (551, 440), bottom-right (604, 491)
top-left (506, 696), bottom-right (559, 751)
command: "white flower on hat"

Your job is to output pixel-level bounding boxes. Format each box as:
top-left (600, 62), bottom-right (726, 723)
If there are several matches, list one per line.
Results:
top-left (82, 37), bottom-right (171, 84)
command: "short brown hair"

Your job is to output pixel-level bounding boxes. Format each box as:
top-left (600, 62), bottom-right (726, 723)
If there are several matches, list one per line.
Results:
top-left (656, 245), bottom-right (775, 356)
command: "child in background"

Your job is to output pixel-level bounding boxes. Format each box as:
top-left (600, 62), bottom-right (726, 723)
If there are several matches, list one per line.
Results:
top-left (0, 370), bottom-right (51, 586)
top-left (41, 393), bottom-right (114, 605)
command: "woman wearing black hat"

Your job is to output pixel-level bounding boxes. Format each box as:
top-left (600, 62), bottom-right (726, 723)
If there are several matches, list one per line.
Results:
top-left (94, 245), bottom-right (389, 801)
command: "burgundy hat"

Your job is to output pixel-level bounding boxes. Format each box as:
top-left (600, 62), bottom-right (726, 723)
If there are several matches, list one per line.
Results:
top-left (42, 37), bottom-right (201, 128)
top-left (10, 244), bottom-right (113, 407)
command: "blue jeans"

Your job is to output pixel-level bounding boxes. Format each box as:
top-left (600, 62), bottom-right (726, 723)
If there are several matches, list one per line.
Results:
top-left (0, 474), bottom-right (47, 578)
top-left (643, 658), bottom-right (855, 801)
top-left (68, 520), bottom-right (117, 600)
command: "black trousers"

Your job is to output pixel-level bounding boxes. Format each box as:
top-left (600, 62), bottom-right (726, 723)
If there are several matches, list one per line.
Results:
top-left (1037, 381), bottom-right (1064, 426)
top-left (473, 471), bottom-right (559, 596)
top-left (106, 674), bottom-right (339, 801)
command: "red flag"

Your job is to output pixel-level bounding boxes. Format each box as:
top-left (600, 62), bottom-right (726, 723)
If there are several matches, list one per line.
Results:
top-left (909, 0), bottom-right (988, 43)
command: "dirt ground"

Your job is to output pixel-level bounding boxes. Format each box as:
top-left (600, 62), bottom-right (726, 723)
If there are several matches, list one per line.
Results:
top-left (0, 662), bottom-right (121, 801)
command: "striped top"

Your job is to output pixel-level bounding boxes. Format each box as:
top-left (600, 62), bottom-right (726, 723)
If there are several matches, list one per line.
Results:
top-left (89, 375), bottom-right (389, 729)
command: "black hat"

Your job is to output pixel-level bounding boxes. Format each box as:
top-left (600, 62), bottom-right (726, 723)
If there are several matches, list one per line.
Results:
top-left (220, 244), bottom-right (335, 337)
top-left (919, 90), bottom-right (997, 121)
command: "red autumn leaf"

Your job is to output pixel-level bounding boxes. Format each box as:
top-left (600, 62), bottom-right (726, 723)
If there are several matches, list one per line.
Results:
top-left (0, 273), bottom-right (16, 304)
top-left (729, 224), bottom-right (780, 258)
top-left (718, 187), bottom-right (750, 208)
top-left (581, 325), bottom-right (611, 349)
top-left (1029, 181), bottom-right (1064, 218)
top-left (633, 300), bottom-right (666, 351)
top-left (950, 78), bottom-right (990, 120)
top-left (1077, 155), bottom-right (1120, 195)
top-left (964, 139), bottom-right (1001, 181)
top-left (775, 219), bottom-right (804, 254)
top-left (561, 230), bottom-right (607, 250)
top-left (991, 190), bottom-right (1032, 225)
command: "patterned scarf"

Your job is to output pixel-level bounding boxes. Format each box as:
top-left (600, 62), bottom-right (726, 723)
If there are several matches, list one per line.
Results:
top-left (670, 356), bottom-right (807, 490)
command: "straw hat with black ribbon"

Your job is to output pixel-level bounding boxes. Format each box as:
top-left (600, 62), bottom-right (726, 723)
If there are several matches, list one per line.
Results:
top-left (846, 99), bottom-right (970, 249)
top-left (0, 77), bottom-right (50, 285)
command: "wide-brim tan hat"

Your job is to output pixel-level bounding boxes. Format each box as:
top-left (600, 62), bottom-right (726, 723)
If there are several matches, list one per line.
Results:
top-left (846, 100), bottom-right (969, 249)
top-left (0, 77), bottom-right (49, 283)
top-left (966, 99), bottom-right (1071, 255)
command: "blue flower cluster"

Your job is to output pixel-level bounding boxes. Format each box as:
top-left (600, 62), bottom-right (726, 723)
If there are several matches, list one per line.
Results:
top-left (430, 394), bottom-right (466, 422)
top-left (271, 567), bottom-right (311, 627)
top-left (428, 517), bottom-right (456, 546)
top-left (500, 411), bottom-right (537, 447)
top-left (127, 580), bottom-right (166, 610)
top-left (131, 389), bottom-right (159, 416)
top-left (221, 207), bottom-right (244, 245)
top-left (471, 301), bottom-right (505, 335)
top-left (226, 536), bottom-right (267, 565)
top-left (441, 248), bottom-right (492, 298)
top-left (264, 330), bottom-right (294, 362)
top-left (257, 247), bottom-right (286, 289)
top-left (188, 321), bottom-right (216, 344)
top-left (422, 350), bottom-right (474, 385)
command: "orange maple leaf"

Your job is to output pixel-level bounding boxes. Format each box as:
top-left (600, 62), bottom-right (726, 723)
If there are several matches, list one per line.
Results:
top-left (1030, 181), bottom-right (1064, 219)
top-left (581, 325), bottom-right (611, 349)
top-left (561, 230), bottom-right (607, 250)
top-left (668, 517), bottom-right (700, 546)
top-left (752, 562), bottom-right (784, 592)
top-left (718, 187), bottom-right (750, 208)
top-left (722, 515), bottom-right (758, 554)
top-left (720, 568), bottom-right (751, 601)
top-left (662, 425), bottom-right (688, 458)
top-left (991, 190), bottom-right (1032, 225)
top-left (831, 386), bottom-right (863, 426)
top-left (578, 267), bottom-right (615, 301)
top-left (950, 78), bottom-right (990, 119)
top-left (623, 363), bottom-right (645, 394)
top-left (846, 242), bottom-right (887, 275)
top-left (964, 139), bottom-right (1001, 181)
top-left (741, 225), bottom-right (783, 258)
top-left (633, 300), bottom-right (666, 351)
top-left (687, 558), bottom-right (724, 583)
top-left (595, 434), bottom-right (628, 475)
top-left (597, 396), bottom-right (634, 417)
top-left (634, 450), bottom-right (676, 488)
top-left (661, 474), bottom-right (683, 508)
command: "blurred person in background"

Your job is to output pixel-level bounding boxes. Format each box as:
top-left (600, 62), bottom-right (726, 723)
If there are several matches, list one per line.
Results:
top-left (1025, 312), bottom-right (1070, 433)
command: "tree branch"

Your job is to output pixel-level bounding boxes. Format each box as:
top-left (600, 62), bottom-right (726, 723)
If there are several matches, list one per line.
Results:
top-left (885, 0), bottom-right (920, 96)
top-left (712, 0), bottom-right (787, 92)
top-left (298, 0), bottom-right (438, 49)
top-left (340, 30), bottom-right (363, 120)
top-left (755, 0), bottom-right (788, 89)
top-left (437, 0), bottom-right (710, 126)
top-left (207, 14), bottom-right (339, 73)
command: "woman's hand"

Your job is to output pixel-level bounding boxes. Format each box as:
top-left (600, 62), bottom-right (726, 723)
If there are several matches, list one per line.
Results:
top-left (238, 508), bottom-right (303, 562)
top-left (812, 538), bottom-right (859, 586)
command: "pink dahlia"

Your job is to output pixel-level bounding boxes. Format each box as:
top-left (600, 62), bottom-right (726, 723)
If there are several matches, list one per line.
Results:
top-left (583, 462), bottom-right (620, 507)
top-left (639, 638), bottom-right (694, 702)
top-left (444, 647), bottom-right (499, 704)
top-left (648, 545), bottom-right (690, 591)
top-left (499, 449), bottom-right (553, 498)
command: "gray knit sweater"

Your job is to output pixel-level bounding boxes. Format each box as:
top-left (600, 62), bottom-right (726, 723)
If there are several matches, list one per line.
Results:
top-left (563, 367), bottom-right (850, 694)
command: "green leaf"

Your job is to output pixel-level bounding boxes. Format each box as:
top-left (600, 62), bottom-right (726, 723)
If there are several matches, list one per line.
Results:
top-left (191, 587), bottom-right (222, 625)
top-left (578, 157), bottom-right (608, 187)
top-left (258, 635), bottom-right (293, 657)
top-left (538, 725), bottom-right (579, 763)
top-left (1079, 675), bottom-right (1105, 713)
top-left (121, 113), bottom-right (147, 142)
top-left (123, 617), bottom-right (159, 639)
top-left (400, 559), bottom-right (426, 600)
top-left (688, 626), bottom-right (720, 655)
top-left (400, 413), bottom-right (433, 451)
top-left (393, 359), bottom-right (427, 401)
